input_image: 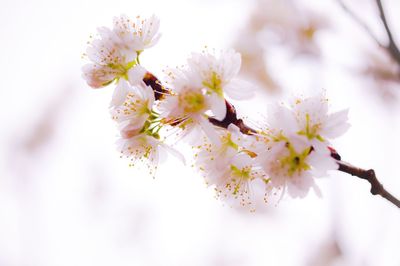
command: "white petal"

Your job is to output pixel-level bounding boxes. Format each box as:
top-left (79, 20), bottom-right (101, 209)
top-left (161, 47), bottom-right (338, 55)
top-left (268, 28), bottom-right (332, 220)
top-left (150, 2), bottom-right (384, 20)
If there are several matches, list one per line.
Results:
top-left (224, 79), bottom-right (255, 100)
top-left (198, 116), bottom-right (220, 145)
top-left (160, 143), bottom-right (186, 165)
top-left (323, 109), bottom-right (350, 138)
top-left (128, 65), bottom-right (147, 85)
top-left (110, 79), bottom-right (130, 107)
top-left (208, 93), bottom-right (226, 121)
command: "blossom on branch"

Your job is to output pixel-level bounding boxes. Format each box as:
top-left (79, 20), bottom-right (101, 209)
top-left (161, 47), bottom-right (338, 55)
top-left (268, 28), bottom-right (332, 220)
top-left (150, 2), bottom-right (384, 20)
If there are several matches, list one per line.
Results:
top-left (81, 14), bottom-right (362, 209)
top-left (109, 64), bottom-right (183, 174)
top-left (196, 125), bottom-right (268, 210)
top-left (111, 15), bottom-right (161, 58)
top-left (110, 69), bottom-right (154, 129)
top-left (82, 15), bottom-right (160, 88)
top-left (254, 94), bottom-right (349, 198)
top-left (187, 49), bottom-right (254, 100)
top-left (82, 36), bottom-right (131, 88)
top-left (159, 49), bottom-right (255, 144)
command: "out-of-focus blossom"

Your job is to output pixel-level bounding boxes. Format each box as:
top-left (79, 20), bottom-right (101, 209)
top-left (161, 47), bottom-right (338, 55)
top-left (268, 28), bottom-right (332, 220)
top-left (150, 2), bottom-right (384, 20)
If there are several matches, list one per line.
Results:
top-left (361, 48), bottom-right (400, 102)
top-left (234, 0), bottom-right (328, 93)
top-left (249, 0), bottom-right (327, 56)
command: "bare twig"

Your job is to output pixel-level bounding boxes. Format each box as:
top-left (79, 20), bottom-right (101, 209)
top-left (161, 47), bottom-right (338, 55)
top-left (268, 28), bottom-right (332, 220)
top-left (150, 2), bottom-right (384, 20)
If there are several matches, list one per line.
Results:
top-left (375, 0), bottom-right (400, 66)
top-left (336, 0), bottom-right (400, 67)
top-left (337, 160), bottom-right (400, 208)
top-left (335, 0), bottom-right (384, 48)
top-left (143, 72), bottom-right (400, 209)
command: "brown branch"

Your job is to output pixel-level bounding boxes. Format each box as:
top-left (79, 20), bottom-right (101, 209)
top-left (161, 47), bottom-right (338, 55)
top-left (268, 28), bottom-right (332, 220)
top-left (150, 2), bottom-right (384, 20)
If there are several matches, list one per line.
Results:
top-left (375, 0), bottom-right (400, 66)
top-left (142, 73), bottom-right (400, 209)
top-left (337, 160), bottom-right (400, 208)
top-left (143, 72), bottom-right (169, 100)
top-left (208, 100), bottom-right (257, 134)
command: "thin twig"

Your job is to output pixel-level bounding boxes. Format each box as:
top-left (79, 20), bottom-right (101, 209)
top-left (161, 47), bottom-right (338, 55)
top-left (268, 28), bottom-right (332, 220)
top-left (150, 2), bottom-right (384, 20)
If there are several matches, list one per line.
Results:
top-left (143, 72), bottom-right (400, 209)
top-left (336, 0), bottom-right (400, 67)
top-left (337, 160), bottom-right (400, 208)
top-left (335, 0), bottom-right (384, 48)
top-left (375, 0), bottom-right (400, 65)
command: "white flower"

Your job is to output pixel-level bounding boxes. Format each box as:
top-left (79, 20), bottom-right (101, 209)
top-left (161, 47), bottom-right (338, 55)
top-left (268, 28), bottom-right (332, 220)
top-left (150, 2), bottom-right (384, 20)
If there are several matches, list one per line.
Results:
top-left (195, 125), bottom-right (267, 210)
top-left (82, 36), bottom-right (132, 88)
top-left (202, 153), bottom-right (266, 210)
top-left (112, 14), bottom-right (161, 55)
top-left (188, 49), bottom-right (255, 112)
top-left (159, 69), bottom-right (222, 143)
top-left (82, 15), bottom-right (160, 88)
top-left (158, 49), bottom-right (253, 143)
top-left (187, 49), bottom-right (242, 96)
top-left (117, 122), bottom-right (185, 176)
top-left (291, 94), bottom-right (350, 143)
top-left (266, 94), bottom-right (350, 150)
top-left (195, 125), bottom-right (244, 166)
top-left (253, 94), bottom-right (349, 199)
top-left (255, 131), bottom-right (336, 198)
top-left (110, 78), bottom-right (155, 129)
top-left (117, 124), bottom-right (162, 175)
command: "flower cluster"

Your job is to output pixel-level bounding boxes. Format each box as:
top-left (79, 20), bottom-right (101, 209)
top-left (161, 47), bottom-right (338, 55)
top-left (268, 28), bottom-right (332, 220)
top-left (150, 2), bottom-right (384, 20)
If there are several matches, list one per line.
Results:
top-left (254, 96), bottom-right (350, 198)
top-left (82, 15), bottom-right (350, 210)
top-left (83, 15), bottom-right (160, 88)
top-left (159, 49), bottom-right (252, 143)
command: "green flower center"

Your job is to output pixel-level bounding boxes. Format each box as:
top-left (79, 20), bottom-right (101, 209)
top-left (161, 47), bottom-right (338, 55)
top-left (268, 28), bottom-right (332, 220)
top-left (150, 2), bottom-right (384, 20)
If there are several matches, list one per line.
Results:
top-left (202, 72), bottom-right (223, 97)
top-left (180, 90), bottom-right (206, 113)
top-left (297, 113), bottom-right (324, 141)
top-left (140, 111), bottom-right (163, 139)
top-left (221, 132), bottom-right (239, 151)
top-left (280, 143), bottom-right (311, 177)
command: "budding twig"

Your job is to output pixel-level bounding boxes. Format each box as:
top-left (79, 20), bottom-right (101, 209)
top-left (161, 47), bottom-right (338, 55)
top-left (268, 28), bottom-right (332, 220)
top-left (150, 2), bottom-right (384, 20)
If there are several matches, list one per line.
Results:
top-left (143, 73), bottom-right (400, 209)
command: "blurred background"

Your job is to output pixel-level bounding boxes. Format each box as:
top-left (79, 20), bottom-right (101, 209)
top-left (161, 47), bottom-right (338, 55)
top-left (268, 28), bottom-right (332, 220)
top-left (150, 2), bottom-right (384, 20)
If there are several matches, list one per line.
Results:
top-left (0, 0), bottom-right (400, 265)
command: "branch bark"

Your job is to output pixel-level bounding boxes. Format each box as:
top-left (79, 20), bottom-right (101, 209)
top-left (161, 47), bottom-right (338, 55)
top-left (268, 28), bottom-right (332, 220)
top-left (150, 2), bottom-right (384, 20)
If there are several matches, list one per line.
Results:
top-left (337, 160), bottom-right (400, 208)
top-left (143, 72), bottom-right (400, 209)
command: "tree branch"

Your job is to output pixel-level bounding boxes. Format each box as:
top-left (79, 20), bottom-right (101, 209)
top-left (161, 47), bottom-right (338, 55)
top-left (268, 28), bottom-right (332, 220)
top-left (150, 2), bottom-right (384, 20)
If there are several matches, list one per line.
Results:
top-left (336, 0), bottom-right (400, 67)
top-left (143, 72), bottom-right (400, 209)
top-left (335, 0), bottom-right (384, 48)
top-left (208, 100), bottom-right (257, 134)
top-left (375, 0), bottom-right (400, 66)
top-left (337, 160), bottom-right (400, 208)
